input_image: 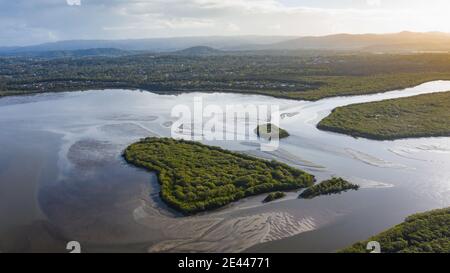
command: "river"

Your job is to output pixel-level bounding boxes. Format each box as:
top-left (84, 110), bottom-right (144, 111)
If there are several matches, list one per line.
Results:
top-left (0, 81), bottom-right (449, 252)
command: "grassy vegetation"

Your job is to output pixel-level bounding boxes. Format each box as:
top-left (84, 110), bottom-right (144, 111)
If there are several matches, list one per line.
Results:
top-left (255, 123), bottom-right (290, 140)
top-left (263, 192), bottom-right (286, 203)
top-left (340, 207), bottom-right (450, 253)
top-left (287, 73), bottom-right (450, 101)
top-left (123, 138), bottom-right (314, 214)
top-left (299, 177), bottom-right (359, 199)
top-left (3, 53), bottom-right (450, 100)
top-left (318, 92), bottom-right (450, 140)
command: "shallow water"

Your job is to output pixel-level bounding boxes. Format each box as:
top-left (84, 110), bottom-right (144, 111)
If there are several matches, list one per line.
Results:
top-left (0, 81), bottom-right (449, 252)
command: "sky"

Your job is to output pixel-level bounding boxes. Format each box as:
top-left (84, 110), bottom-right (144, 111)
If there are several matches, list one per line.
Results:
top-left (1, 0), bottom-right (450, 46)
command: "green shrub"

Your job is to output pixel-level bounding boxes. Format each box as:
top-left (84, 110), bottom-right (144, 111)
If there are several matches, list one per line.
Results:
top-left (318, 92), bottom-right (450, 140)
top-left (255, 123), bottom-right (290, 140)
top-left (340, 207), bottom-right (450, 253)
top-left (263, 192), bottom-right (286, 203)
top-left (299, 177), bottom-right (359, 199)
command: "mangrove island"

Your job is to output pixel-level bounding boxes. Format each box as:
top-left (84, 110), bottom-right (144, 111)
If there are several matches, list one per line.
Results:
top-left (123, 137), bottom-right (314, 214)
top-left (318, 92), bottom-right (450, 140)
top-left (299, 177), bottom-right (360, 199)
top-left (341, 207), bottom-right (450, 253)
top-left (255, 123), bottom-right (290, 140)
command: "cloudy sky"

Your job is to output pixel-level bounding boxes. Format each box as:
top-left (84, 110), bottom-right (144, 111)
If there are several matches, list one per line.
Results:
top-left (1, 0), bottom-right (450, 46)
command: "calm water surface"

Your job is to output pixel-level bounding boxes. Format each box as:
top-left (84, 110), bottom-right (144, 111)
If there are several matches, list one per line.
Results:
top-left (0, 81), bottom-right (449, 252)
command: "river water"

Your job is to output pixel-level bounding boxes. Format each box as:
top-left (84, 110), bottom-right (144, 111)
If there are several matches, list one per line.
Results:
top-left (0, 81), bottom-right (449, 252)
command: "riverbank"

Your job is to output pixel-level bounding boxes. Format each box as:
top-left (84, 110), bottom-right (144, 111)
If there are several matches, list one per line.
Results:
top-left (318, 91), bottom-right (450, 140)
top-left (4, 53), bottom-right (450, 101)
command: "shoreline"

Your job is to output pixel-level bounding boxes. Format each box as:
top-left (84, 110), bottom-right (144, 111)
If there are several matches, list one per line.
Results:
top-left (2, 80), bottom-right (450, 142)
top-left (316, 91), bottom-right (450, 140)
top-left (2, 75), bottom-right (450, 102)
top-left (317, 123), bottom-right (450, 141)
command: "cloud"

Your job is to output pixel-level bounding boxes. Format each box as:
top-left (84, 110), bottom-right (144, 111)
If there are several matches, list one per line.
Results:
top-left (1, 0), bottom-right (450, 46)
top-left (366, 0), bottom-right (381, 7)
top-left (226, 23), bottom-right (240, 32)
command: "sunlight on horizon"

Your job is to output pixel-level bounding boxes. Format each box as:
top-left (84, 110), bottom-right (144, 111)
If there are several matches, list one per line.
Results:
top-left (2, 0), bottom-right (450, 45)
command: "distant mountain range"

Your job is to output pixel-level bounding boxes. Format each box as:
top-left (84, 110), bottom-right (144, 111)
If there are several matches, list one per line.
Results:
top-left (268, 31), bottom-right (450, 52)
top-left (1, 32), bottom-right (450, 57)
top-left (170, 46), bottom-right (225, 56)
top-left (0, 48), bottom-right (132, 58)
top-left (0, 36), bottom-right (292, 54)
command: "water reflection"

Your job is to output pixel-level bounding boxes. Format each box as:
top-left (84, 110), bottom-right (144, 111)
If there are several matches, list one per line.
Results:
top-left (0, 82), bottom-right (449, 252)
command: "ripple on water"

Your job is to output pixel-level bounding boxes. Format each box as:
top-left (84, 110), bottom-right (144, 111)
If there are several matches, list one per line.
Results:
top-left (345, 148), bottom-right (409, 169)
top-left (100, 114), bottom-right (158, 122)
top-left (67, 139), bottom-right (119, 169)
top-left (162, 121), bottom-right (174, 128)
top-left (99, 123), bottom-right (156, 138)
top-left (415, 144), bottom-right (450, 154)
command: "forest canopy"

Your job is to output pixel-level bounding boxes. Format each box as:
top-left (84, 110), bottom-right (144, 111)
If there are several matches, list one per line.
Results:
top-left (123, 138), bottom-right (315, 214)
top-left (3, 53), bottom-right (450, 100)
top-left (318, 91), bottom-right (450, 140)
top-left (263, 192), bottom-right (286, 203)
top-left (341, 207), bottom-right (450, 253)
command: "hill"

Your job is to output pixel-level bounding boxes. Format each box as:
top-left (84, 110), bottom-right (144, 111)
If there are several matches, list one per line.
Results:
top-left (0, 36), bottom-right (293, 54)
top-left (3, 32), bottom-right (450, 55)
top-left (0, 48), bottom-right (132, 58)
top-left (269, 31), bottom-right (450, 52)
top-left (172, 46), bottom-right (224, 56)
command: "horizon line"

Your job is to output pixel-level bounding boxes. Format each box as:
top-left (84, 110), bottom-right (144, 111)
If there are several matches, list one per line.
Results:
top-left (3, 30), bottom-right (450, 48)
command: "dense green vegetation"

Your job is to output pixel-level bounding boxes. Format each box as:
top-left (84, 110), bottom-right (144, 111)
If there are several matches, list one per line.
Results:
top-left (255, 123), bottom-right (290, 140)
top-left (299, 177), bottom-right (359, 199)
top-left (341, 207), bottom-right (450, 253)
top-left (123, 138), bottom-right (315, 214)
top-left (2, 53), bottom-right (450, 100)
top-left (263, 192), bottom-right (286, 203)
top-left (0, 48), bottom-right (132, 59)
top-left (318, 92), bottom-right (450, 140)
